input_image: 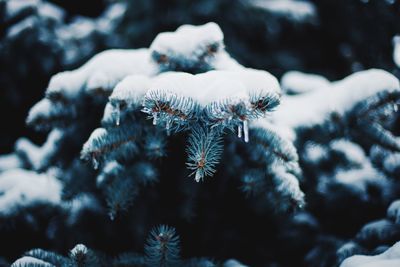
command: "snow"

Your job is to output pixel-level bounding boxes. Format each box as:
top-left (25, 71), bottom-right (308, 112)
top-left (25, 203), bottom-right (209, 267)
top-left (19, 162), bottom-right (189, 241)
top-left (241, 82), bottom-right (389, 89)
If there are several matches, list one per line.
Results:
top-left (249, 0), bottom-right (317, 22)
top-left (333, 164), bottom-right (385, 196)
top-left (0, 154), bottom-right (22, 173)
top-left (330, 139), bottom-right (367, 166)
top-left (81, 128), bottom-right (107, 169)
top-left (63, 194), bottom-right (102, 225)
top-left (340, 241), bottom-right (400, 267)
top-left (223, 259), bottom-right (249, 267)
top-left (5, 0), bottom-right (64, 36)
top-left (281, 71), bottom-right (330, 94)
top-left (146, 69), bottom-right (280, 107)
top-left (6, 17), bottom-right (37, 39)
top-left (383, 152), bottom-right (400, 174)
top-left (37, 1), bottom-right (65, 22)
top-left (150, 22), bottom-right (223, 59)
top-left (46, 49), bottom-right (156, 100)
top-left (274, 165), bottom-right (305, 204)
top-left (0, 169), bottom-right (61, 215)
top-left (356, 219), bottom-right (400, 243)
top-left (70, 244), bottom-right (88, 255)
top-left (271, 69), bottom-right (400, 138)
top-left (15, 129), bottom-right (63, 171)
top-left (392, 36), bottom-right (400, 68)
top-left (212, 51), bottom-right (244, 70)
top-left (12, 256), bottom-right (55, 267)
top-left (96, 161), bottom-right (121, 187)
top-left (109, 75), bottom-right (152, 107)
top-left (387, 200), bottom-right (400, 224)
top-left (317, 139), bottom-right (391, 200)
top-left (27, 98), bottom-right (52, 120)
top-left (302, 142), bottom-right (328, 162)
top-left (5, 0), bottom-right (39, 21)
top-left (96, 2), bottom-right (127, 34)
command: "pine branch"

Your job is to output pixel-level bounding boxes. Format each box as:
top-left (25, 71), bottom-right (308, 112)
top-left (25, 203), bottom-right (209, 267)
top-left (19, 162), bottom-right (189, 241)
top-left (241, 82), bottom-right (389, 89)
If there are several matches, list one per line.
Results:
top-left (250, 124), bottom-right (301, 177)
top-left (143, 130), bottom-right (168, 160)
top-left (26, 99), bottom-right (76, 131)
top-left (81, 125), bottom-right (141, 169)
top-left (69, 244), bottom-right (100, 267)
top-left (107, 75), bottom-right (152, 126)
top-left (105, 177), bottom-right (138, 220)
top-left (24, 249), bottom-right (68, 266)
top-left (142, 89), bottom-right (200, 134)
top-left (186, 125), bottom-right (224, 182)
top-left (145, 225), bottom-right (180, 267)
top-left (240, 169), bottom-right (266, 197)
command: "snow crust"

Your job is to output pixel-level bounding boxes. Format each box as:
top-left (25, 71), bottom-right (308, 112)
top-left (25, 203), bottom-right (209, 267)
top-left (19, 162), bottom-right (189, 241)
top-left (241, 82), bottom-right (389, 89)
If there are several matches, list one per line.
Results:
top-left (150, 22), bottom-right (223, 59)
top-left (0, 169), bottom-right (61, 215)
top-left (0, 154), bottom-right (22, 173)
top-left (340, 241), bottom-right (400, 267)
top-left (46, 49), bottom-right (156, 100)
top-left (281, 71), bottom-right (330, 94)
top-left (212, 51), bottom-right (244, 70)
top-left (271, 69), bottom-right (400, 139)
top-left (109, 75), bottom-right (152, 105)
top-left (146, 69), bottom-right (280, 106)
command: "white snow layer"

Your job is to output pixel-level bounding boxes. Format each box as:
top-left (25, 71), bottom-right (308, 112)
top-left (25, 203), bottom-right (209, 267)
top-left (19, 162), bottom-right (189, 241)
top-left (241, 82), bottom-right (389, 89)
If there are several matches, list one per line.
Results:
top-left (46, 49), bottom-right (157, 100)
top-left (150, 22), bottom-right (223, 58)
top-left (15, 129), bottom-right (63, 171)
top-left (0, 154), bottom-right (22, 173)
top-left (271, 69), bottom-right (400, 139)
top-left (6, 0), bottom-right (64, 22)
top-left (393, 35), bottom-right (400, 68)
top-left (281, 71), bottom-right (330, 94)
top-left (0, 169), bottom-right (61, 215)
top-left (314, 139), bottom-right (390, 200)
top-left (109, 75), bottom-right (152, 105)
top-left (340, 241), bottom-right (400, 267)
top-left (249, 0), bottom-right (317, 22)
top-left (12, 256), bottom-right (55, 267)
top-left (146, 69), bottom-right (280, 106)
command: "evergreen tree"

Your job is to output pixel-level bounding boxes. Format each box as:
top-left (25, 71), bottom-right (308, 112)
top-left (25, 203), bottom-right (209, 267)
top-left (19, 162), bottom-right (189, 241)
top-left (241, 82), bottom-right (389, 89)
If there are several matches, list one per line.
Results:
top-left (1, 1), bottom-right (400, 267)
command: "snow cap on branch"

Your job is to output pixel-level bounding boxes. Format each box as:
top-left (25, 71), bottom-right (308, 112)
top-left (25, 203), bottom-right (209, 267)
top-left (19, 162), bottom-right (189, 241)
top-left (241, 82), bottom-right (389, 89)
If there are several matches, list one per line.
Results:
top-left (150, 22), bottom-right (224, 72)
top-left (272, 69), bottom-right (400, 139)
top-left (143, 69), bottom-right (280, 135)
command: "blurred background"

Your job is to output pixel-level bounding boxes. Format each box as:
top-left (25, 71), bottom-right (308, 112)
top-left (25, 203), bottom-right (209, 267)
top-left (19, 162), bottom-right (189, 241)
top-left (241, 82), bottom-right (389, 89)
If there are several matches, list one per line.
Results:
top-left (1, 1), bottom-right (400, 266)
top-left (1, 0), bottom-right (400, 154)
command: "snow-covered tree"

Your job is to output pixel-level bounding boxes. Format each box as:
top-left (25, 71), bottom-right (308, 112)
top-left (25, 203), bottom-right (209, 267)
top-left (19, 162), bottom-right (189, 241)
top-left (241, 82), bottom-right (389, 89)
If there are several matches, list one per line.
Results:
top-left (1, 1), bottom-right (400, 267)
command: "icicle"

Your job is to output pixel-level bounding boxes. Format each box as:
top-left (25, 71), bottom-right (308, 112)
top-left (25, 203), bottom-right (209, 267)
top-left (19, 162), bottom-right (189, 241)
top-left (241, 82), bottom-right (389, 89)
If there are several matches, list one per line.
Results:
top-left (394, 103), bottom-right (398, 112)
top-left (115, 103), bottom-right (120, 126)
top-left (238, 124), bottom-right (242, 138)
top-left (195, 170), bottom-right (202, 182)
top-left (243, 120), bottom-right (249, 143)
top-left (152, 113), bottom-right (158, 125)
